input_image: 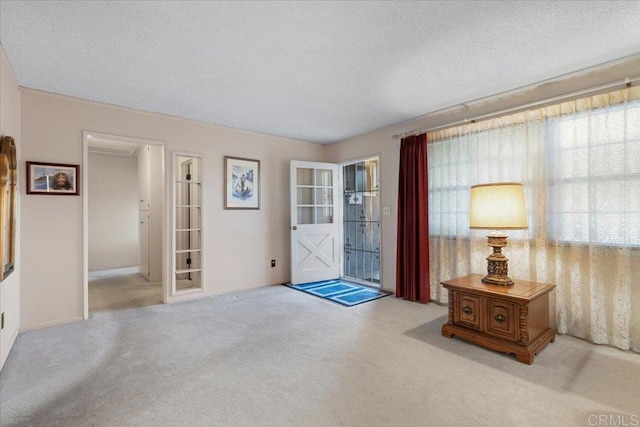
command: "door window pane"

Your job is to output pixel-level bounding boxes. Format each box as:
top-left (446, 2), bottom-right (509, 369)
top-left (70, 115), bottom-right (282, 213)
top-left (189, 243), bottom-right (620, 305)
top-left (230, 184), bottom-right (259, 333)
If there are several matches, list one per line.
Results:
top-left (315, 188), bottom-right (333, 206)
top-left (297, 187), bottom-right (314, 205)
top-left (296, 166), bottom-right (335, 225)
top-left (316, 207), bottom-right (333, 224)
top-left (297, 207), bottom-right (314, 224)
top-left (297, 168), bottom-right (314, 186)
top-left (316, 169), bottom-right (333, 186)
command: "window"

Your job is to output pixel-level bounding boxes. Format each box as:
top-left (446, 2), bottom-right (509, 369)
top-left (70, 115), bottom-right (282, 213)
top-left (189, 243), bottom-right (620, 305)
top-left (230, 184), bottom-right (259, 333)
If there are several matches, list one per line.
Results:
top-left (428, 97), bottom-right (640, 247)
top-left (547, 102), bottom-right (640, 246)
top-left (428, 125), bottom-right (534, 239)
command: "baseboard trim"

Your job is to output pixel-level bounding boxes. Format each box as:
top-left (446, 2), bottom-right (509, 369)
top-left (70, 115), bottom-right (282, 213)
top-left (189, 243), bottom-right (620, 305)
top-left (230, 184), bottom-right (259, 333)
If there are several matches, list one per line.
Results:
top-left (165, 283), bottom-right (283, 304)
top-left (20, 316), bottom-right (84, 332)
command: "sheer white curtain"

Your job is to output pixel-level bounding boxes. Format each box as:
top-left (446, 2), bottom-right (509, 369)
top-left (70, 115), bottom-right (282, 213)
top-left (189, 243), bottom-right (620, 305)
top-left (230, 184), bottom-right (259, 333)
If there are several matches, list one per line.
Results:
top-left (427, 87), bottom-right (640, 352)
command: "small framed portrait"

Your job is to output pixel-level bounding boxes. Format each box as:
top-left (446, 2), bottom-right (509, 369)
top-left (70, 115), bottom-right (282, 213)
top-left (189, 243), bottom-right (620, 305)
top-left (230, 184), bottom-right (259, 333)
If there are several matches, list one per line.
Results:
top-left (26, 161), bottom-right (80, 196)
top-left (224, 156), bottom-right (260, 209)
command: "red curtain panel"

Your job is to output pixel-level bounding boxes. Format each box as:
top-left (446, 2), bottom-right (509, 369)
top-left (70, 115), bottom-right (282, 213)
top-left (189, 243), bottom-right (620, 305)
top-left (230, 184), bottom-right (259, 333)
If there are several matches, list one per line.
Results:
top-left (396, 134), bottom-right (430, 303)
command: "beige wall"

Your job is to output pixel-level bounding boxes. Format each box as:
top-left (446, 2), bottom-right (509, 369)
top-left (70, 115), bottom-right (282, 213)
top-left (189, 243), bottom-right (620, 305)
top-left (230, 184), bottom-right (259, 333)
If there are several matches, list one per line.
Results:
top-left (88, 152), bottom-right (139, 271)
top-left (0, 46), bottom-right (21, 370)
top-left (20, 89), bottom-right (323, 330)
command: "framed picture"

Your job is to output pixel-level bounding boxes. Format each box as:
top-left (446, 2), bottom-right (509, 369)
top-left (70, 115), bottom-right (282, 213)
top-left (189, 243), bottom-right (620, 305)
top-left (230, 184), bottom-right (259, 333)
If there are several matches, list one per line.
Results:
top-left (0, 136), bottom-right (17, 281)
top-left (26, 161), bottom-right (80, 195)
top-left (224, 156), bottom-right (260, 209)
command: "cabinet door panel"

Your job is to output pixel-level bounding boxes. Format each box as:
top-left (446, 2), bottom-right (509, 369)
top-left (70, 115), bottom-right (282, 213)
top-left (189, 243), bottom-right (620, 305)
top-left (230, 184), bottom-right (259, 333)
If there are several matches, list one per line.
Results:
top-left (486, 298), bottom-right (517, 340)
top-left (455, 292), bottom-right (482, 330)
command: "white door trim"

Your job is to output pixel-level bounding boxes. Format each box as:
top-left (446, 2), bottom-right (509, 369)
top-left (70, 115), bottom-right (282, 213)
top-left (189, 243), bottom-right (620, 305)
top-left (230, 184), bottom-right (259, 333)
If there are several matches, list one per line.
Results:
top-left (82, 131), bottom-right (167, 320)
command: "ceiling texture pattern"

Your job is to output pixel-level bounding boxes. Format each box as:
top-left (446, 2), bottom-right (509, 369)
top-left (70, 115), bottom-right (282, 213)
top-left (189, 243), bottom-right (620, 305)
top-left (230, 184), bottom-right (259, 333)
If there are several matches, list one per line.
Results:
top-left (1, 1), bottom-right (639, 144)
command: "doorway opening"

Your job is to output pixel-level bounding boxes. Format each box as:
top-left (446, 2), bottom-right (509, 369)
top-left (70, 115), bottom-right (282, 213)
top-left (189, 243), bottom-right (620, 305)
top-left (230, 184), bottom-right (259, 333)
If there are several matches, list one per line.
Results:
top-left (88, 266), bottom-right (160, 313)
top-left (341, 157), bottom-right (381, 288)
top-left (82, 132), bottom-right (166, 318)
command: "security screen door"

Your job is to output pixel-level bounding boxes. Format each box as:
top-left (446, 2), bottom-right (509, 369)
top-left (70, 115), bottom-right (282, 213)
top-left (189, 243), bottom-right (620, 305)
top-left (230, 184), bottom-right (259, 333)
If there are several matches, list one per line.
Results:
top-left (342, 158), bottom-right (381, 286)
top-left (290, 161), bottom-right (340, 285)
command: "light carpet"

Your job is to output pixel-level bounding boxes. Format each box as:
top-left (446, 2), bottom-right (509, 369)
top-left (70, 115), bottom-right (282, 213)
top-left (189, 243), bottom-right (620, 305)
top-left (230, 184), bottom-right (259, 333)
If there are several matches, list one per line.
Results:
top-left (1, 285), bottom-right (638, 426)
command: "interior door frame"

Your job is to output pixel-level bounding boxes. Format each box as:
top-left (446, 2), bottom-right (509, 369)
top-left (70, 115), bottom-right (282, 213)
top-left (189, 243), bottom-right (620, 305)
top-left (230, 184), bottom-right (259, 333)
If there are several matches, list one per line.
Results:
top-left (82, 131), bottom-right (167, 320)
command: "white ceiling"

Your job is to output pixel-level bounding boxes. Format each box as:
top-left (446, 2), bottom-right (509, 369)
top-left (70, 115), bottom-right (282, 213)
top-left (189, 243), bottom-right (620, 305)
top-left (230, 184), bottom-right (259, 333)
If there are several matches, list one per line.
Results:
top-left (1, 1), bottom-right (639, 144)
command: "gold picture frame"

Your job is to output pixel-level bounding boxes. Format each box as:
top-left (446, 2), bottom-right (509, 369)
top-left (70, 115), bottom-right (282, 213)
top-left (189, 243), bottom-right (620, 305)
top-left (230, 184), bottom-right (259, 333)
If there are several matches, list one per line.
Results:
top-left (0, 136), bottom-right (16, 280)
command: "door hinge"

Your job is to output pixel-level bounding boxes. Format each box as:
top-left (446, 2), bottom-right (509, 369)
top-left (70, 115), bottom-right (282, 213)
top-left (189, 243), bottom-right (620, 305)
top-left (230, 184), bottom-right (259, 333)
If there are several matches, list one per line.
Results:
top-left (1, 312), bottom-right (4, 330)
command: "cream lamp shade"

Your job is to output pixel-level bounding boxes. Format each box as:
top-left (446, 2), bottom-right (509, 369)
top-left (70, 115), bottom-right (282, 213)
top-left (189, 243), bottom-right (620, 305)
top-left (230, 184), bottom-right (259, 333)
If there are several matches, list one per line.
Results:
top-left (470, 182), bottom-right (527, 285)
top-left (470, 182), bottom-right (528, 230)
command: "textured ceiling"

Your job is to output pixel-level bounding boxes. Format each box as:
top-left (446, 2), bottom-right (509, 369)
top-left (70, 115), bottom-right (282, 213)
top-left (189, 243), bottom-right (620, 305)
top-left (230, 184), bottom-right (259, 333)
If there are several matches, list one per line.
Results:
top-left (1, 1), bottom-right (639, 144)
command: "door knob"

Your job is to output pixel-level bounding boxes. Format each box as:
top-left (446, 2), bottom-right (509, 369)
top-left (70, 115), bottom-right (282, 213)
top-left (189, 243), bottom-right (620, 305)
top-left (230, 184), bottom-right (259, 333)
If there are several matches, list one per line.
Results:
top-left (292, 225), bottom-right (298, 230)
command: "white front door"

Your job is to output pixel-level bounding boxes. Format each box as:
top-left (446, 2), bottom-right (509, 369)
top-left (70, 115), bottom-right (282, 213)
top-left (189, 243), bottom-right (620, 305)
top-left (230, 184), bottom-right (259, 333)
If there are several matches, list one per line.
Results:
top-left (290, 161), bottom-right (340, 285)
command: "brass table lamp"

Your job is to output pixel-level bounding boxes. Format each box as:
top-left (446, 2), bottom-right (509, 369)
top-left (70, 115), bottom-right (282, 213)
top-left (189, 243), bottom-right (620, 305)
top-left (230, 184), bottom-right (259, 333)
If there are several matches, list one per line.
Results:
top-left (470, 182), bottom-right (528, 285)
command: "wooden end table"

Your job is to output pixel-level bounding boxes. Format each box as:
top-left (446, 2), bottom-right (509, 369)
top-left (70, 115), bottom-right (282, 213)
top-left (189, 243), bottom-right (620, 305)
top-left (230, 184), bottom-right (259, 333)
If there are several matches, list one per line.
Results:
top-left (441, 274), bottom-right (555, 364)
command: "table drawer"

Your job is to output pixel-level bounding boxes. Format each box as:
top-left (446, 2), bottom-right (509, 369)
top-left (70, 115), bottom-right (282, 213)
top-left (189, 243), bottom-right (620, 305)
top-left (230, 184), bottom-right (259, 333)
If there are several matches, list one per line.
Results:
top-left (455, 292), bottom-right (482, 330)
top-left (486, 298), bottom-right (517, 340)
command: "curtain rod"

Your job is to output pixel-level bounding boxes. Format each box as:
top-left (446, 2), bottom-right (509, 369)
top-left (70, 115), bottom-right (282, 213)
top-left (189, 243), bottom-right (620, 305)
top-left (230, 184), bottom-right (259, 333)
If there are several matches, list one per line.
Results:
top-left (392, 73), bottom-right (640, 140)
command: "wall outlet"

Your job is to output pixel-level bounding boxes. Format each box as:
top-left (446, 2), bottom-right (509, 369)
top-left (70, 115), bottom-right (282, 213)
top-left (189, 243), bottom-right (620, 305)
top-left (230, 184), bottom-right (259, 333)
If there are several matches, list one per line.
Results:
top-left (383, 206), bottom-right (391, 216)
top-left (271, 259), bottom-right (276, 268)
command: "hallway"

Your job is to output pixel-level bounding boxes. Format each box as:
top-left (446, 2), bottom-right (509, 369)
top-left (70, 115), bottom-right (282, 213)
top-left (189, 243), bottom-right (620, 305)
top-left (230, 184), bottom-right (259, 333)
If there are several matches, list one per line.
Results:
top-left (89, 267), bottom-right (162, 313)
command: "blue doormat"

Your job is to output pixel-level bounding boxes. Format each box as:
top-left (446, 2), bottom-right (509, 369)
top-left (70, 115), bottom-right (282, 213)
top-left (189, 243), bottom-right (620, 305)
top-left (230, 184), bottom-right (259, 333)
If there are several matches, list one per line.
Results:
top-left (287, 279), bottom-right (390, 306)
